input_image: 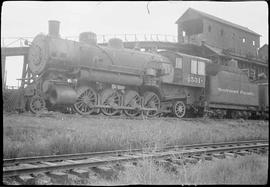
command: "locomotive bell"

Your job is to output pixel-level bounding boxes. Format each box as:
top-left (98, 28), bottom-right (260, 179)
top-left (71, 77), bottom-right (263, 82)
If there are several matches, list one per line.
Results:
top-left (48, 20), bottom-right (60, 37)
top-left (79, 32), bottom-right (97, 45)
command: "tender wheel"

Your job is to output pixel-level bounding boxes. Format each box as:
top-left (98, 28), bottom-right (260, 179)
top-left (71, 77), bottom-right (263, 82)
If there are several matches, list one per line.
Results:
top-left (29, 95), bottom-right (46, 114)
top-left (173, 100), bottom-right (186, 118)
top-left (100, 88), bottom-right (121, 116)
top-left (123, 90), bottom-right (142, 117)
top-left (74, 86), bottom-right (98, 115)
top-left (143, 91), bottom-right (160, 117)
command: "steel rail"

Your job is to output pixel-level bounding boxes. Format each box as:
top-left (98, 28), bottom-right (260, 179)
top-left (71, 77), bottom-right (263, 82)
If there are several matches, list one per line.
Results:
top-left (3, 143), bottom-right (268, 177)
top-left (4, 140), bottom-right (268, 166)
top-left (3, 140), bottom-right (268, 177)
top-left (4, 139), bottom-right (267, 166)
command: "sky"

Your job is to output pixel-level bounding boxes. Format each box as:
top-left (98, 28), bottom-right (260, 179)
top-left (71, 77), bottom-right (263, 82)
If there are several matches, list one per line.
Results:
top-left (1, 1), bottom-right (268, 86)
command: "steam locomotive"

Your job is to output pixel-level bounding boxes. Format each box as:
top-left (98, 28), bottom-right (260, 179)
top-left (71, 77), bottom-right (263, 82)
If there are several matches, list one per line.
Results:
top-left (21, 20), bottom-right (268, 119)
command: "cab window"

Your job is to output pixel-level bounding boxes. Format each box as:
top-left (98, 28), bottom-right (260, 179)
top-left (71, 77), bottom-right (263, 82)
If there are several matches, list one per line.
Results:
top-left (175, 57), bottom-right (182, 69)
top-left (197, 61), bottom-right (205, 75)
top-left (191, 59), bottom-right (197, 74)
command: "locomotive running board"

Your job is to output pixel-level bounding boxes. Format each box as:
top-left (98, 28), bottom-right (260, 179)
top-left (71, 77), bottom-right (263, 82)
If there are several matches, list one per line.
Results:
top-left (89, 105), bottom-right (158, 111)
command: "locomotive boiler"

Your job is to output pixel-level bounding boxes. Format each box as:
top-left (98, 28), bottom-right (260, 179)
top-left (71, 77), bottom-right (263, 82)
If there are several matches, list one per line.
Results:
top-left (25, 20), bottom-right (172, 116)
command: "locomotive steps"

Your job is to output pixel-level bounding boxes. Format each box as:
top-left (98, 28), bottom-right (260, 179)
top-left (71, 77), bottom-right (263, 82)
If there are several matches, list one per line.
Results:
top-left (3, 140), bottom-right (268, 184)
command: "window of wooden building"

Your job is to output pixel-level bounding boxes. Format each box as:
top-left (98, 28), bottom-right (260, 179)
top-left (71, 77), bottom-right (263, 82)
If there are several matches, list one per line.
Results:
top-left (175, 58), bottom-right (183, 69)
top-left (182, 31), bottom-right (186, 37)
top-left (208, 25), bottom-right (211, 32)
top-left (220, 29), bottom-right (224, 36)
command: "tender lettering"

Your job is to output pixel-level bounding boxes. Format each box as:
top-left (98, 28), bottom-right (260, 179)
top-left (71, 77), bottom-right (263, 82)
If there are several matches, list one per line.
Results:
top-left (217, 88), bottom-right (255, 96)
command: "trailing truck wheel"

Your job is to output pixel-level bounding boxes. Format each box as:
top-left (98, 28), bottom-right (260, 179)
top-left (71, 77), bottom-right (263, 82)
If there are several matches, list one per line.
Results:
top-left (29, 95), bottom-right (46, 114)
top-left (123, 90), bottom-right (142, 117)
top-left (143, 91), bottom-right (160, 117)
top-left (173, 101), bottom-right (186, 118)
top-left (74, 87), bottom-right (98, 115)
top-left (100, 88), bottom-right (121, 116)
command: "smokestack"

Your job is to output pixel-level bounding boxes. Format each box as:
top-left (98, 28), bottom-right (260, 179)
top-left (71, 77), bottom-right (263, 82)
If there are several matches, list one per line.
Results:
top-left (48, 20), bottom-right (60, 37)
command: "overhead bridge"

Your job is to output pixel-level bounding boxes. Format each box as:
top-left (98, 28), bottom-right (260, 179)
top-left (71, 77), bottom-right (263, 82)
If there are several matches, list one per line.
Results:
top-left (1, 47), bottom-right (29, 56)
top-left (1, 47), bottom-right (30, 89)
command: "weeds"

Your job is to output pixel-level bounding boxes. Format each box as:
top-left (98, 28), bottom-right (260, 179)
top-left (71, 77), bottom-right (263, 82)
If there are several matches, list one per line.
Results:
top-left (109, 154), bottom-right (268, 185)
top-left (3, 113), bottom-right (269, 158)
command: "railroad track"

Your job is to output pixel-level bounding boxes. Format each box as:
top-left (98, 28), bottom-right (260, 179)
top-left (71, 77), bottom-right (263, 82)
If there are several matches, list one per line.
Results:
top-left (3, 140), bottom-right (268, 184)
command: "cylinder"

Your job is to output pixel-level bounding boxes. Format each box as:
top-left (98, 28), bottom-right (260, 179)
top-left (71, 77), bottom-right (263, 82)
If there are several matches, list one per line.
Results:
top-left (48, 20), bottom-right (60, 37)
top-left (48, 85), bottom-right (77, 105)
top-left (79, 32), bottom-right (97, 45)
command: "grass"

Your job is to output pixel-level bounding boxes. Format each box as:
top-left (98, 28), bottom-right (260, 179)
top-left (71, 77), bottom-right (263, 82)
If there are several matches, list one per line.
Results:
top-left (110, 154), bottom-right (268, 185)
top-left (3, 112), bottom-right (269, 159)
top-left (62, 154), bottom-right (268, 185)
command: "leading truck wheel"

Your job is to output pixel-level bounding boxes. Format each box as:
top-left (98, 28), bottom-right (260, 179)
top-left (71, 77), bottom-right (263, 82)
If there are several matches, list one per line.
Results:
top-left (74, 87), bottom-right (98, 115)
top-left (143, 91), bottom-right (160, 117)
top-left (29, 95), bottom-right (46, 114)
top-left (173, 101), bottom-right (186, 118)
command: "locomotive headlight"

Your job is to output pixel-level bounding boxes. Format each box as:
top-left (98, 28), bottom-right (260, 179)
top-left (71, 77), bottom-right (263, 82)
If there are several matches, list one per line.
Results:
top-left (67, 79), bottom-right (72, 83)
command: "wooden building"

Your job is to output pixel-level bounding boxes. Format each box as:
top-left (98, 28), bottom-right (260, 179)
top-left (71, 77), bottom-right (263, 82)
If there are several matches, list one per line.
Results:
top-left (258, 44), bottom-right (268, 62)
top-left (175, 8), bottom-right (268, 80)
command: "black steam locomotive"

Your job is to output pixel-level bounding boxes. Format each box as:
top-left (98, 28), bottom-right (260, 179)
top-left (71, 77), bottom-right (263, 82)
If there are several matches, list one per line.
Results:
top-left (20, 21), bottom-right (268, 119)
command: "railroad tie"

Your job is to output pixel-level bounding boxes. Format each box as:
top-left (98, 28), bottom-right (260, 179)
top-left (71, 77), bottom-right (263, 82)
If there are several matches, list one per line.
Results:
top-left (191, 155), bottom-right (202, 160)
top-left (212, 153), bottom-right (226, 159)
top-left (47, 171), bottom-right (68, 184)
top-left (40, 161), bottom-right (58, 166)
top-left (65, 159), bottom-right (81, 164)
top-left (170, 158), bottom-right (185, 165)
top-left (201, 154), bottom-right (213, 161)
top-left (235, 150), bottom-right (250, 156)
top-left (15, 174), bottom-right (35, 185)
top-left (224, 152), bottom-right (237, 158)
top-left (120, 162), bottom-right (136, 170)
top-left (183, 157), bottom-right (198, 164)
top-left (69, 169), bottom-right (89, 178)
top-left (250, 148), bottom-right (262, 154)
top-left (90, 166), bottom-right (116, 180)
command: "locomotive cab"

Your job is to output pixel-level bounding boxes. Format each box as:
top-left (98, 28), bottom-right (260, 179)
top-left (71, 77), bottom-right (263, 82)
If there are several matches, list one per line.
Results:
top-left (157, 50), bottom-right (211, 118)
top-left (158, 50), bottom-right (210, 87)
